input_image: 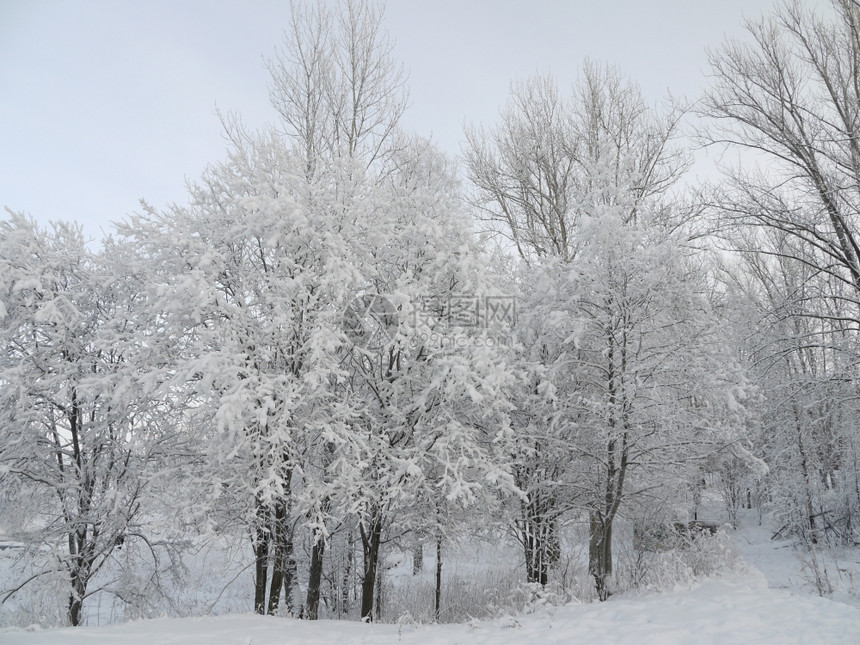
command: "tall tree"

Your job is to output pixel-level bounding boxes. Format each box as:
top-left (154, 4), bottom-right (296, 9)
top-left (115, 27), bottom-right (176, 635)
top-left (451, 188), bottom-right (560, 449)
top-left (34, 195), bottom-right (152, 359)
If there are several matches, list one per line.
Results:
top-left (323, 134), bottom-right (517, 621)
top-left (703, 0), bottom-right (860, 577)
top-left (545, 206), bottom-right (748, 600)
top-left (264, 1), bottom-right (409, 618)
top-left (717, 225), bottom-right (860, 588)
top-left (464, 63), bottom-right (712, 598)
top-left (122, 122), bottom-right (362, 617)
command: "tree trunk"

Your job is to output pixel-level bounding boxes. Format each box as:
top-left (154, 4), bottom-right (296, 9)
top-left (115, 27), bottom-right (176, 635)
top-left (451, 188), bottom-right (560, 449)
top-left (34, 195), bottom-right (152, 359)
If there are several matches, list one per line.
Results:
top-left (589, 511), bottom-right (613, 601)
top-left (305, 528), bottom-right (327, 619)
top-left (66, 391), bottom-right (93, 626)
top-left (793, 401), bottom-right (819, 544)
top-left (375, 559), bottom-right (383, 622)
top-left (67, 528), bottom-right (92, 626)
top-left (359, 512), bottom-right (383, 621)
top-left (412, 541), bottom-right (423, 575)
top-left (305, 493), bottom-right (331, 620)
top-left (267, 489), bottom-right (294, 615)
top-left (520, 490), bottom-right (555, 585)
top-left (267, 509), bottom-right (284, 616)
top-left (68, 568), bottom-right (86, 626)
top-left (434, 534), bottom-right (442, 622)
top-left (252, 496), bottom-right (271, 615)
top-left (339, 529), bottom-right (354, 616)
top-left (283, 547), bottom-right (298, 615)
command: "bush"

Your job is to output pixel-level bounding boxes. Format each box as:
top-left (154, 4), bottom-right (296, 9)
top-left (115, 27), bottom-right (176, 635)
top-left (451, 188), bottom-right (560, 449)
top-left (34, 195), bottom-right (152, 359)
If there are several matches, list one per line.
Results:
top-left (616, 528), bottom-right (742, 594)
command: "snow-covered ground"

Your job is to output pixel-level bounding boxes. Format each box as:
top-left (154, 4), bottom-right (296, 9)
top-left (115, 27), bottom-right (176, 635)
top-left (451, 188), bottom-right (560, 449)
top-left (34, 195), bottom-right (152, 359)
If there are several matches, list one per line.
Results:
top-left (3, 510), bottom-right (860, 644)
top-left (734, 519), bottom-right (860, 607)
top-left (2, 571), bottom-right (858, 644)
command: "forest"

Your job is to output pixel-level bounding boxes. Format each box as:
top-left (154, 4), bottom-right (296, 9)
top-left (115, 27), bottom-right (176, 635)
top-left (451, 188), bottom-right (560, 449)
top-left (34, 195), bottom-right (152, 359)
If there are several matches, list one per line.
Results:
top-left (2, 0), bottom-right (860, 630)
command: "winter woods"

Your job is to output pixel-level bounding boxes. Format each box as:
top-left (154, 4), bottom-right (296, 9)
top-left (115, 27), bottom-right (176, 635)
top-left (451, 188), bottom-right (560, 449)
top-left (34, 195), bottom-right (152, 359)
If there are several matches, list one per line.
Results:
top-left (2, 0), bottom-right (860, 627)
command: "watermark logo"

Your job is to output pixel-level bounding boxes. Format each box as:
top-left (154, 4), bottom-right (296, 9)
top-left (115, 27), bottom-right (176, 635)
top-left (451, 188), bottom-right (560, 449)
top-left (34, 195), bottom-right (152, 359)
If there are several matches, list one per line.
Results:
top-left (412, 295), bottom-right (517, 328)
top-left (342, 293), bottom-right (516, 350)
top-left (484, 296), bottom-right (517, 327)
top-left (342, 294), bottom-right (398, 349)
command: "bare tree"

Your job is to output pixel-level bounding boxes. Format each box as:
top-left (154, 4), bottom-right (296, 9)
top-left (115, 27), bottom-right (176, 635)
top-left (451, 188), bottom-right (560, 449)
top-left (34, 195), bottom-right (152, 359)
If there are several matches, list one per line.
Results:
top-left (716, 223), bottom-right (860, 586)
top-left (267, 0), bottom-right (408, 177)
top-left (703, 0), bottom-right (860, 312)
top-left (702, 0), bottom-right (860, 574)
top-left (464, 62), bottom-right (686, 264)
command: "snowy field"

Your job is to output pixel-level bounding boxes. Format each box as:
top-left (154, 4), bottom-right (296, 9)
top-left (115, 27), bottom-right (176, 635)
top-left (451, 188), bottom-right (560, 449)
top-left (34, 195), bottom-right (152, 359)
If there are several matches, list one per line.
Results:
top-left (3, 515), bottom-right (860, 645)
top-left (2, 572), bottom-right (859, 645)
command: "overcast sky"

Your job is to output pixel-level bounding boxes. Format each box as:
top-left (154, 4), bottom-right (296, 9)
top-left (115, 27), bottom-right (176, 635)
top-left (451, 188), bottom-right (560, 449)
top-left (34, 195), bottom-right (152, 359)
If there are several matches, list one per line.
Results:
top-left (2, 0), bottom-right (796, 239)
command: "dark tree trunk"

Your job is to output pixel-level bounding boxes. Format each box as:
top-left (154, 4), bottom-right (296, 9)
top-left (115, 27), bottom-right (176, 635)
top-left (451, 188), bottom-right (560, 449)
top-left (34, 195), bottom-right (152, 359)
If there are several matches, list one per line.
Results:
top-left (267, 517), bottom-right (284, 615)
top-left (305, 529), bottom-right (327, 619)
top-left (434, 534), bottom-right (442, 622)
top-left (68, 569), bottom-right (86, 626)
top-left (374, 560), bottom-right (383, 621)
top-left (339, 529), bottom-right (354, 616)
top-left (519, 488), bottom-right (556, 586)
top-left (305, 494), bottom-right (330, 620)
top-left (253, 496), bottom-right (271, 615)
top-left (66, 391), bottom-right (94, 627)
top-left (67, 528), bottom-right (93, 627)
top-left (589, 511), bottom-right (613, 601)
top-left (283, 547), bottom-right (298, 614)
top-left (267, 486), bottom-right (294, 615)
top-left (412, 542), bottom-right (423, 575)
top-left (359, 512), bottom-right (383, 621)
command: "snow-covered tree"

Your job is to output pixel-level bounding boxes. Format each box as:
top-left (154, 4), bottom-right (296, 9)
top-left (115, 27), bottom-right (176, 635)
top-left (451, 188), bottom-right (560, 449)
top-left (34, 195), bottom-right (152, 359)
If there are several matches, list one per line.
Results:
top-left (121, 72), bottom-right (517, 628)
top-left (257, 1), bottom-right (519, 621)
top-left (121, 124), bottom-right (362, 617)
top-left (327, 135), bottom-right (518, 620)
top-left (465, 63), bottom-right (749, 600)
top-left (715, 227), bottom-right (860, 592)
top-left (546, 205), bottom-right (749, 600)
top-left (262, 1), bottom-right (410, 618)
top-left (0, 215), bottom-right (171, 625)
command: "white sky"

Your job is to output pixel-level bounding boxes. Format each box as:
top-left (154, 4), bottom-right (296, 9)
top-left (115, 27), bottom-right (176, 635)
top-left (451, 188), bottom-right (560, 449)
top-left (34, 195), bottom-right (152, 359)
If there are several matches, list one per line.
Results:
top-left (2, 0), bottom-right (798, 239)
